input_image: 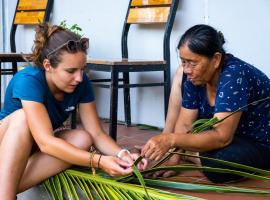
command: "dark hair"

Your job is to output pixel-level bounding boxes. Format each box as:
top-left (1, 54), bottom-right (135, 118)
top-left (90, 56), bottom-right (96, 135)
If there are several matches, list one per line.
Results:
top-left (30, 23), bottom-right (88, 68)
top-left (177, 24), bottom-right (225, 58)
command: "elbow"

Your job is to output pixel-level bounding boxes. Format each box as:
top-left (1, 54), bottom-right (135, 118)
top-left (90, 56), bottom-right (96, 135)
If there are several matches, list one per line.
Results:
top-left (38, 141), bottom-right (50, 154)
top-left (216, 135), bottom-right (233, 149)
top-left (39, 144), bottom-right (49, 154)
top-left (36, 137), bottom-right (54, 154)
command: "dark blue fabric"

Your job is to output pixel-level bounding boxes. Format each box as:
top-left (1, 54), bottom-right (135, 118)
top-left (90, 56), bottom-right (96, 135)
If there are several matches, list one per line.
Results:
top-left (0, 66), bottom-right (95, 129)
top-left (200, 135), bottom-right (270, 183)
top-left (182, 54), bottom-right (270, 149)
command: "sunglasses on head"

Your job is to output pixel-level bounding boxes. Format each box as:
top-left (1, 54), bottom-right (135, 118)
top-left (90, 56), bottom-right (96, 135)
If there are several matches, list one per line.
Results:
top-left (46, 38), bottom-right (89, 58)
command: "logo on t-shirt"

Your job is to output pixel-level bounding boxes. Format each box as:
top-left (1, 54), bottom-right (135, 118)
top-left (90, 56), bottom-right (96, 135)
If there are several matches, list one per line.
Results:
top-left (64, 106), bottom-right (75, 112)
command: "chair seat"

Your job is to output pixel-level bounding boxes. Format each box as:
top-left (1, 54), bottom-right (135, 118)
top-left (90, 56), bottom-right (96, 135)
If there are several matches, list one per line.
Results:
top-left (88, 58), bottom-right (166, 65)
top-left (87, 58), bottom-right (166, 72)
top-left (0, 53), bottom-right (30, 62)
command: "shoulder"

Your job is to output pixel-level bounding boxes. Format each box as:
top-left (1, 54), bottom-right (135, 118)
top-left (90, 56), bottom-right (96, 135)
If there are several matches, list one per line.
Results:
top-left (13, 65), bottom-right (46, 90)
top-left (220, 54), bottom-right (269, 84)
top-left (15, 65), bottom-right (45, 79)
top-left (222, 54), bottom-right (265, 76)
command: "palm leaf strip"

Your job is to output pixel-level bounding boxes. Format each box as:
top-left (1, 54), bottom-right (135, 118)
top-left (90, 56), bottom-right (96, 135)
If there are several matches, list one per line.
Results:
top-left (141, 179), bottom-right (270, 195)
top-left (170, 151), bottom-right (270, 175)
top-left (132, 156), bottom-right (151, 200)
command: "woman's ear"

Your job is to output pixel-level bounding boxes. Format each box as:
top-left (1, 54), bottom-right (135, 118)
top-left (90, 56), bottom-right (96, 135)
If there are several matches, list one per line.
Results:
top-left (213, 52), bottom-right (222, 69)
top-left (43, 59), bottom-right (51, 72)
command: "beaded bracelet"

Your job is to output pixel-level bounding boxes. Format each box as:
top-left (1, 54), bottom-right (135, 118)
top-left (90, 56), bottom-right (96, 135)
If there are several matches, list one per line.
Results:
top-left (97, 154), bottom-right (102, 169)
top-left (90, 150), bottom-right (96, 176)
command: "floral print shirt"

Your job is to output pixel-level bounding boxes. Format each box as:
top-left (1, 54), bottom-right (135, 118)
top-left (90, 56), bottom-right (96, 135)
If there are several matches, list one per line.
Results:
top-left (182, 54), bottom-right (270, 149)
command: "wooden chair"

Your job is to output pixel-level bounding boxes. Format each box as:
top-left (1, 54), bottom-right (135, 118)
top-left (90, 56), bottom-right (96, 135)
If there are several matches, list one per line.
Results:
top-left (0, 0), bottom-right (53, 107)
top-left (86, 0), bottom-right (179, 140)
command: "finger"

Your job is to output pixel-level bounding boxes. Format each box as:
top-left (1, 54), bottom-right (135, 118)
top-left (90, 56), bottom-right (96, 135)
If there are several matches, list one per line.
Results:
top-left (121, 154), bottom-right (134, 165)
top-left (162, 170), bottom-right (177, 178)
top-left (120, 167), bottom-right (133, 175)
top-left (117, 158), bottom-right (132, 168)
top-left (153, 170), bottom-right (166, 178)
top-left (113, 166), bottom-right (133, 176)
top-left (134, 145), bottom-right (143, 151)
top-left (148, 150), bottom-right (162, 161)
top-left (141, 143), bottom-right (149, 156)
top-left (144, 146), bottom-right (156, 159)
top-left (141, 158), bottom-right (148, 170)
top-left (141, 142), bottom-right (154, 157)
top-left (144, 172), bottom-right (154, 178)
top-left (137, 160), bottom-right (147, 171)
top-left (130, 153), bottom-right (139, 161)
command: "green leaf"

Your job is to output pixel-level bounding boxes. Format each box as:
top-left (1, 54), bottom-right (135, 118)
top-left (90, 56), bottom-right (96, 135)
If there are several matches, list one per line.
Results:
top-left (171, 151), bottom-right (270, 176)
top-left (140, 165), bottom-right (270, 183)
top-left (132, 163), bottom-right (151, 200)
top-left (137, 124), bottom-right (160, 131)
top-left (142, 179), bottom-right (270, 195)
top-left (191, 118), bottom-right (211, 128)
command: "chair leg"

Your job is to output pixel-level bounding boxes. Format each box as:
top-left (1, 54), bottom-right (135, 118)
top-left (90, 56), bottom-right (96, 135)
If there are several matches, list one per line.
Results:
top-left (71, 109), bottom-right (77, 129)
top-left (0, 62), bottom-right (2, 110)
top-left (123, 72), bottom-right (131, 126)
top-left (12, 61), bottom-right (18, 74)
top-left (109, 70), bottom-right (119, 141)
top-left (164, 68), bottom-right (171, 119)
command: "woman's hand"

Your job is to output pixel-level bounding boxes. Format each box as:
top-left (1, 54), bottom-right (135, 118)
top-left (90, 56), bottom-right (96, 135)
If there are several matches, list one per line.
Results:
top-left (120, 151), bottom-right (148, 171)
top-left (98, 155), bottom-right (133, 176)
top-left (141, 133), bottom-right (175, 161)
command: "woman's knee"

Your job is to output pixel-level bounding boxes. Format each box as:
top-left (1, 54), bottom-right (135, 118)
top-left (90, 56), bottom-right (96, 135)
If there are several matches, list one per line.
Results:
top-left (200, 149), bottom-right (244, 183)
top-left (9, 109), bottom-right (29, 129)
top-left (3, 109), bottom-right (32, 141)
top-left (60, 130), bottom-right (93, 150)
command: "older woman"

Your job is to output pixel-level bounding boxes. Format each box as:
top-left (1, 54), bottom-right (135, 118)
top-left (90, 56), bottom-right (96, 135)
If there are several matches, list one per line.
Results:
top-left (142, 24), bottom-right (270, 183)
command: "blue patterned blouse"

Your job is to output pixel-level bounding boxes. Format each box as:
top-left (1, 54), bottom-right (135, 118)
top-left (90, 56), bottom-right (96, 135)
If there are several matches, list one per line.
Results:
top-left (182, 54), bottom-right (270, 149)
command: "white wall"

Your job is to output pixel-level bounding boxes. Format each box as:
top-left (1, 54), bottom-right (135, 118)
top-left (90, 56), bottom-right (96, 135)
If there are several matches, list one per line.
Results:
top-left (0, 0), bottom-right (3, 51)
top-left (2, 0), bottom-right (270, 128)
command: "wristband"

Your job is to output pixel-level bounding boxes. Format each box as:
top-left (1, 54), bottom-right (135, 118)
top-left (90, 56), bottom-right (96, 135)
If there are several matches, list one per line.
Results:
top-left (116, 148), bottom-right (131, 159)
top-left (97, 154), bottom-right (102, 169)
top-left (89, 150), bottom-right (96, 176)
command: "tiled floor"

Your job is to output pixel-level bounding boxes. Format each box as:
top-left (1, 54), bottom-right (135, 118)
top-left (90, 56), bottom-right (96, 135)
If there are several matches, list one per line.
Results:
top-left (18, 121), bottom-right (270, 200)
top-left (110, 122), bottom-right (270, 200)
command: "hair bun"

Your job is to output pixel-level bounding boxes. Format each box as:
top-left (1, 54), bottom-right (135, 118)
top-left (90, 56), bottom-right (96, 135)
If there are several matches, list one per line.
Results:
top-left (217, 31), bottom-right (225, 45)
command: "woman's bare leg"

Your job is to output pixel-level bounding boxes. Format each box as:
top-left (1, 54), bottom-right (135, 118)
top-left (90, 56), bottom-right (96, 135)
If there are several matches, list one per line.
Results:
top-left (0, 110), bottom-right (33, 200)
top-left (18, 129), bottom-right (92, 192)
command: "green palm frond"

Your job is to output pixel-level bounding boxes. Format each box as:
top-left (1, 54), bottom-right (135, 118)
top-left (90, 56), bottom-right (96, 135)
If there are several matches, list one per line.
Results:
top-left (43, 168), bottom-right (202, 200)
top-left (191, 96), bottom-right (270, 133)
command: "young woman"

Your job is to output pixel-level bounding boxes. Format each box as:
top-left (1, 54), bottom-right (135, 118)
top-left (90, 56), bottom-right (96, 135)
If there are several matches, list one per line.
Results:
top-left (142, 24), bottom-right (270, 183)
top-left (0, 23), bottom-right (146, 199)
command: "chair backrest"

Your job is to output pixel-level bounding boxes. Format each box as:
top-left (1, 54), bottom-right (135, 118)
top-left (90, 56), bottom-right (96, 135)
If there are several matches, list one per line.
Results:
top-left (10, 0), bottom-right (54, 53)
top-left (121, 0), bottom-right (179, 62)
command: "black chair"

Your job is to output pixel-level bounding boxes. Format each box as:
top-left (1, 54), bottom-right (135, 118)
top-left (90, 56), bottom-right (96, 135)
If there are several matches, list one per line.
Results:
top-left (0, 0), bottom-right (53, 108)
top-left (86, 0), bottom-right (179, 140)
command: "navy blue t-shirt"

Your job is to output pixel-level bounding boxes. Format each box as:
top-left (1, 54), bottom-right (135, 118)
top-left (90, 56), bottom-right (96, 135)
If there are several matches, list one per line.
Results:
top-left (182, 54), bottom-right (270, 149)
top-left (0, 66), bottom-right (95, 129)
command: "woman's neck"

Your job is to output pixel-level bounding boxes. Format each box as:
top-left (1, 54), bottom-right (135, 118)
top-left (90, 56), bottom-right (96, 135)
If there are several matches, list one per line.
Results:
top-left (206, 55), bottom-right (224, 106)
top-left (45, 73), bottom-right (64, 101)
